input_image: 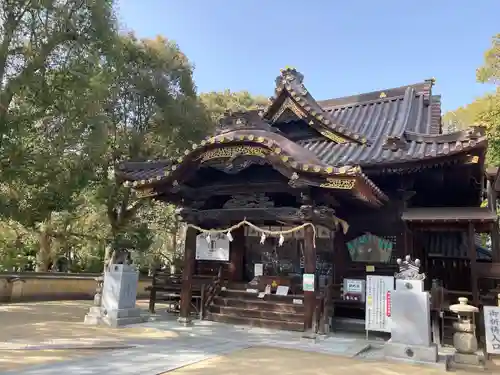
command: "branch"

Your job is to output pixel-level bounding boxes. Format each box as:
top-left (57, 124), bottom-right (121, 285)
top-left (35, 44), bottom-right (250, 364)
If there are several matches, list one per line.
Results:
top-left (0, 8), bottom-right (83, 120)
top-left (0, 0), bottom-right (30, 86)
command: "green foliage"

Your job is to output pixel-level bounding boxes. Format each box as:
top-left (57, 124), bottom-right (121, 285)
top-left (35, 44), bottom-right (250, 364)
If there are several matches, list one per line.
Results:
top-left (477, 34), bottom-right (500, 85)
top-left (200, 90), bottom-right (268, 123)
top-left (443, 32), bottom-right (500, 167)
top-left (0, 2), bottom-right (270, 272)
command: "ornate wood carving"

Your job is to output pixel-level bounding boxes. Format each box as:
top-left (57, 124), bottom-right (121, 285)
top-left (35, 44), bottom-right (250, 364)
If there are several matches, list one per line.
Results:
top-left (223, 193), bottom-right (275, 209)
top-left (215, 111), bottom-right (278, 135)
top-left (133, 188), bottom-right (158, 199)
top-left (311, 121), bottom-right (349, 144)
top-left (197, 145), bottom-right (270, 163)
top-left (320, 178), bottom-right (356, 189)
top-left (271, 97), bottom-right (307, 123)
top-left (298, 205), bottom-right (337, 222)
top-left (204, 155), bottom-right (268, 174)
top-left (177, 207), bottom-right (302, 224)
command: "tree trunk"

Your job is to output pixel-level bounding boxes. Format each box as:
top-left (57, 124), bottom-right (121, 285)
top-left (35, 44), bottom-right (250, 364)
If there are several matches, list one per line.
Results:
top-left (36, 228), bottom-right (52, 272)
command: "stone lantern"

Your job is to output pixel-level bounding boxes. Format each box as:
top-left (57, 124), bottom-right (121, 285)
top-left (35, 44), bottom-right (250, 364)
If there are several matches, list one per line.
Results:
top-left (447, 297), bottom-right (484, 369)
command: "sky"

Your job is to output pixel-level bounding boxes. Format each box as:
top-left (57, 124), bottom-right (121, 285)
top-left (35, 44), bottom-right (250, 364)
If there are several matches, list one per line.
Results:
top-left (117, 0), bottom-right (499, 112)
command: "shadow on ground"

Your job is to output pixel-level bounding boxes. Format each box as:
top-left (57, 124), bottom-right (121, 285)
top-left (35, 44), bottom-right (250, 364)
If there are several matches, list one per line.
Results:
top-left (0, 300), bottom-right (176, 371)
top-left (165, 347), bottom-right (500, 375)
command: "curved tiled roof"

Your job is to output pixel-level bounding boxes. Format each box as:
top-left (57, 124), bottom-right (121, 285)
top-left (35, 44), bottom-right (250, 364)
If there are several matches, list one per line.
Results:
top-left (117, 69), bottom-right (487, 193)
top-left (296, 82), bottom-right (486, 168)
top-left (260, 68), bottom-right (369, 144)
top-left (298, 126), bottom-right (486, 168)
top-left (116, 127), bottom-right (388, 204)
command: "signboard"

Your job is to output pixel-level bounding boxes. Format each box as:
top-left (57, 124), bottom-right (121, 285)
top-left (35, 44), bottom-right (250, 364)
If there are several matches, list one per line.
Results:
top-left (484, 306), bottom-right (500, 354)
top-left (344, 279), bottom-right (363, 293)
top-left (343, 278), bottom-right (366, 302)
top-left (303, 273), bottom-right (315, 292)
top-left (195, 233), bottom-right (230, 261)
top-left (365, 275), bottom-right (394, 333)
top-left (254, 263), bottom-right (263, 276)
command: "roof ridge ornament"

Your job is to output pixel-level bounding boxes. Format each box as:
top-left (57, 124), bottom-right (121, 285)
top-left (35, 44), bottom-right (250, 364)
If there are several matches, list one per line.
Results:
top-left (395, 255), bottom-right (426, 281)
top-left (383, 135), bottom-right (409, 151)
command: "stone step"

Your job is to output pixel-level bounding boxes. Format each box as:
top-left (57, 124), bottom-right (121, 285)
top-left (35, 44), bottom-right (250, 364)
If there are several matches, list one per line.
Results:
top-left (220, 289), bottom-right (303, 303)
top-left (331, 317), bottom-right (366, 333)
top-left (209, 305), bottom-right (304, 322)
top-left (206, 312), bottom-right (305, 332)
top-left (213, 296), bottom-right (305, 313)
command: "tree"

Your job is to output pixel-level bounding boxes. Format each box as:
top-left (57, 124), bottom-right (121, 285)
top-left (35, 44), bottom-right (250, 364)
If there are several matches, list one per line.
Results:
top-left (83, 34), bottom-right (212, 267)
top-left (443, 33), bottom-right (500, 166)
top-left (200, 90), bottom-right (268, 123)
top-left (477, 33), bottom-right (500, 85)
top-left (476, 33), bottom-right (500, 166)
top-left (0, 0), bottom-right (117, 270)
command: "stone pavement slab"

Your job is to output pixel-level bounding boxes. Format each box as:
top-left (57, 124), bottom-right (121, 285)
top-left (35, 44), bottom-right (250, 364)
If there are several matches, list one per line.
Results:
top-left (3, 336), bottom-right (250, 375)
top-left (0, 300), bottom-right (176, 372)
top-left (165, 347), bottom-right (455, 375)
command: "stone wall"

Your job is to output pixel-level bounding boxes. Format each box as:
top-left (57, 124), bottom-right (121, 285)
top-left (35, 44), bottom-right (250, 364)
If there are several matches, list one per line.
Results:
top-left (0, 272), bottom-right (151, 303)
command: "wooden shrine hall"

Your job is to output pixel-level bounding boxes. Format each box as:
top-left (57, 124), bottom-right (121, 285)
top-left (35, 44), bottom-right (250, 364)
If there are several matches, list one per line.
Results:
top-left (116, 68), bottom-right (500, 334)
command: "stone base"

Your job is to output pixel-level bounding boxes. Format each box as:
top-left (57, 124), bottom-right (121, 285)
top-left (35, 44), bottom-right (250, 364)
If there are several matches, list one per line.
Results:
top-left (84, 306), bottom-right (104, 325)
top-left (102, 307), bottom-right (144, 327)
top-left (384, 340), bottom-right (439, 365)
top-left (301, 329), bottom-right (317, 341)
top-left (446, 352), bottom-right (486, 371)
top-left (177, 316), bottom-right (193, 326)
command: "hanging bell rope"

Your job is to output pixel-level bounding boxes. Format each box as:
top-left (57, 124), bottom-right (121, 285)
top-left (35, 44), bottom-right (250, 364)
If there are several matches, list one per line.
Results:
top-left (186, 219), bottom-right (318, 248)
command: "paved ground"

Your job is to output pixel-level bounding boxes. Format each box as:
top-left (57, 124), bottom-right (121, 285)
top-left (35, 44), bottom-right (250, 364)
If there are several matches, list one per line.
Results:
top-left (165, 347), bottom-right (453, 375)
top-left (0, 300), bottom-right (176, 371)
top-left (1, 300), bottom-right (499, 374)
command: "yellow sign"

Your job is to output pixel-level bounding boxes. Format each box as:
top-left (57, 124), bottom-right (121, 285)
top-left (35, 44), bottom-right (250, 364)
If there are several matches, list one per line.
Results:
top-left (366, 265), bottom-right (375, 272)
top-left (271, 280), bottom-right (278, 288)
top-left (367, 296), bottom-right (373, 306)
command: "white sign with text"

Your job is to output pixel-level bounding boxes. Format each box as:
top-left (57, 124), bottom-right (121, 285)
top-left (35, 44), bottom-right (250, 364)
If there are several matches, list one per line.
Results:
top-left (365, 275), bottom-right (394, 333)
top-left (195, 233), bottom-right (230, 261)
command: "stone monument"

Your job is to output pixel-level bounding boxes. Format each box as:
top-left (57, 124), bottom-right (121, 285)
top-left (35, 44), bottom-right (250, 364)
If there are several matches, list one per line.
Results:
top-left (84, 254), bottom-right (144, 327)
top-left (101, 263), bottom-right (143, 327)
top-left (446, 297), bottom-right (485, 370)
top-left (384, 255), bottom-right (439, 365)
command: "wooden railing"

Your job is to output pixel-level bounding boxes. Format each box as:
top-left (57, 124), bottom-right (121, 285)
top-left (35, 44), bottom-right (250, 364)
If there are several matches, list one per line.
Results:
top-left (200, 266), bottom-right (223, 319)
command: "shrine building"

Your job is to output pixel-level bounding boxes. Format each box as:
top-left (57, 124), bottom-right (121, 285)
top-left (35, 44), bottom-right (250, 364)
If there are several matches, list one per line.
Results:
top-left (116, 68), bottom-right (499, 334)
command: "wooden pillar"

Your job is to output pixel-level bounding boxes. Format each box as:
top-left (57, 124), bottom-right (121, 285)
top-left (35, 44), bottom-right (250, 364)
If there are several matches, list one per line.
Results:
top-left (467, 222), bottom-right (479, 305)
top-left (487, 179), bottom-right (500, 261)
top-left (333, 230), bottom-right (348, 285)
top-left (303, 223), bottom-right (317, 335)
top-left (228, 226), bottom-right (245, 281)
top-left (178, 226), bottom-right (197, 325)
top-left (492, 222), bottom-right (500, 262)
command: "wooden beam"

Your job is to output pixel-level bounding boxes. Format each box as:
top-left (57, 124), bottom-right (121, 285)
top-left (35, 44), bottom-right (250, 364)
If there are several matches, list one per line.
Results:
top-left (313, 189), bottom-right (339, 207)
top-left (300, 192), bottom-right (317, 337)
top-left (476, 262), bottom-right (500, 278)
top-left (228, 226), bottom-right (245, 281)
top-left (175, 182), bottom-right (300, 199)
top-left (178, 227), bottom-right (197, 324)
top-left (467, 222), bottom-right (479, 305)
top-left (486, 179), bottom-right (500, 262)
top-left (303, 222), bottom-right (316, 335)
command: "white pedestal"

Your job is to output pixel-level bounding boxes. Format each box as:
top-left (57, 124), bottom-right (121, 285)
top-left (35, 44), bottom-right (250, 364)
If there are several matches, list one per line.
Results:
top-left (84, 306), bottom-right (103, 325)
top-left (101, 264), bottom-right (143, 327)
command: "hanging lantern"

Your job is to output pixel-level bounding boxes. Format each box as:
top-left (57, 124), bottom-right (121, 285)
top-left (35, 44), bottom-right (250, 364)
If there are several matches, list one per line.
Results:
top-left (260, 232), bottom-right (266, 244)
top-left (226, 231), bottom-right (233, 242)
top-left (278, 234), bottom-right (285, 246)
